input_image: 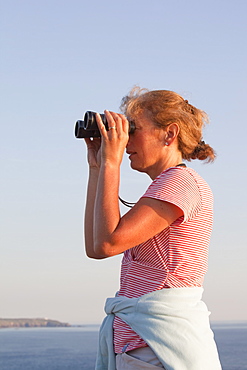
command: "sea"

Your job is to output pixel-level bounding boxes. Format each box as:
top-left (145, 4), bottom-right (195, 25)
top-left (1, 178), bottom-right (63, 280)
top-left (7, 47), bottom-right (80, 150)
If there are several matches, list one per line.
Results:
top-left (0, 322), bottom-right (246, 370)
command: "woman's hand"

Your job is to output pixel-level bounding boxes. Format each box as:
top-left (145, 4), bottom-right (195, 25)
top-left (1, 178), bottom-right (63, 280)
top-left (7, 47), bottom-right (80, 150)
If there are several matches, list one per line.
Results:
top-left (96, 110), bottom-right (129, 167)
top-left (84, 137), bottom-right (101, 169)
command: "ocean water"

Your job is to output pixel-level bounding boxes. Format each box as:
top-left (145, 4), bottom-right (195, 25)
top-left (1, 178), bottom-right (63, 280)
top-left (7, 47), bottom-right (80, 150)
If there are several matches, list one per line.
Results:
top-left (0, 322), bottom-right (246, 370)
top-left (0, 326), bottom-right (98, 370)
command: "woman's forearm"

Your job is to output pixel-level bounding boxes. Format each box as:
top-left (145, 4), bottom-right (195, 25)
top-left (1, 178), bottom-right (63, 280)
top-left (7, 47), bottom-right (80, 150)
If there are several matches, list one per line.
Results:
top-left (93, 162), bottom-right (121, 257)
top-left (84, 167), bottom-right (105, 259)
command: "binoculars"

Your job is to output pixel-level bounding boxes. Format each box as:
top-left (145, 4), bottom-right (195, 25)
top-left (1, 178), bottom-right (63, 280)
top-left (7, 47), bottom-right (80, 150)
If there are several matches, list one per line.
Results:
top-left (75, 111), bottom-right (136, 138)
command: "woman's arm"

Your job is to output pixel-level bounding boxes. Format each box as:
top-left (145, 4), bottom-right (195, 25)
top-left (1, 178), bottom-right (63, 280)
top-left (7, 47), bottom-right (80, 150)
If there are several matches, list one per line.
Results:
top-left (94, 193), bottom-right (183, 257)
top-left (84, 167), bottom-right (106, 259)
top-left (84, 137), bottom-right (106, 259)
top-left (91, 111), bottom-right (183, 258)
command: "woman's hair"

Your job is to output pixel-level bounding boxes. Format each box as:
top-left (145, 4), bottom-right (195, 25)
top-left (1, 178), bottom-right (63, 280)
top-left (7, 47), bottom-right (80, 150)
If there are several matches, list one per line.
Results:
top-left (120, 87), bottom-right (216, 162)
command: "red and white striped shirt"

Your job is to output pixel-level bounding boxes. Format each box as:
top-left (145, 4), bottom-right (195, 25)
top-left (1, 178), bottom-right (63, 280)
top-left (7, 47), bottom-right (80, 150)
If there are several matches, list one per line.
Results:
top-left (113, 166), bottom-right (214, 353)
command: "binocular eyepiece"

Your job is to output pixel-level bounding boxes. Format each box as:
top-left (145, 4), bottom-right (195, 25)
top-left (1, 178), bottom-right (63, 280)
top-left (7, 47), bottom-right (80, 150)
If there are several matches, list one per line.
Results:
top-left (75, 111), bottom-right (135, 138)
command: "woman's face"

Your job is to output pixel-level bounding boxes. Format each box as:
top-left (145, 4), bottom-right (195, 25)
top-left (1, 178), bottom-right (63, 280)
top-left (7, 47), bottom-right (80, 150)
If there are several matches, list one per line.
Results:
top-left (126, 112), bottom-right (168, 179)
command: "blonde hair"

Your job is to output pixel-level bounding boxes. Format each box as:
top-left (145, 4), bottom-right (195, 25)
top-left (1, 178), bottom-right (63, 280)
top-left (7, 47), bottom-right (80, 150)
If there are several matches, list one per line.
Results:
top-left (120, 87), bottom-right (216, 162)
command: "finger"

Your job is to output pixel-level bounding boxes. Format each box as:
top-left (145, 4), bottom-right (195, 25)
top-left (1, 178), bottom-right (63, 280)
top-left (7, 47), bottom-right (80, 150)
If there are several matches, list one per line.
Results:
top-left (109, 111), bottom-right (129, 135)
top-left (104, 110), bottom-right (118, 132)
top-left (118, 113), bottom-right (129, 133)
top-left (95, 113), bottom-right (108, 137)
top-left (106, 110), bottom-right (127, 134)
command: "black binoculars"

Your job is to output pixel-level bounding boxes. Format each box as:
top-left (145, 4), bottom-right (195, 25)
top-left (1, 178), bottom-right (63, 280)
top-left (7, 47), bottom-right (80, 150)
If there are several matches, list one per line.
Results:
top-left (75, 111), bottom-right (136, 138)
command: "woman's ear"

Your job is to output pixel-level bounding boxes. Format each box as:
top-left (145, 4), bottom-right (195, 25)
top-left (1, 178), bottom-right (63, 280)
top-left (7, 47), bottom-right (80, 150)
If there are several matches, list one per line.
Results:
top-left (164, 123), bottom-right (180, 146)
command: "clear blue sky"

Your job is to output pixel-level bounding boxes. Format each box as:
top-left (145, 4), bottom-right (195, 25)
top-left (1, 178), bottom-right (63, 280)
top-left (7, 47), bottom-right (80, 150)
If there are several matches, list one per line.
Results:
top-left (1, 0), bottom-right (246, 324)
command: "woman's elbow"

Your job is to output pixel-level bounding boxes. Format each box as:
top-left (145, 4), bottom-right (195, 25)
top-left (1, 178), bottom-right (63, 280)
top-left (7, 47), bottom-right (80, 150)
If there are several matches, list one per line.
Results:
top-left (94, 241), bottom-right (116, 258)
top-left (85, 244), bottom-right (107, 259)
top-left (85, 250), bottom-right (107, 259)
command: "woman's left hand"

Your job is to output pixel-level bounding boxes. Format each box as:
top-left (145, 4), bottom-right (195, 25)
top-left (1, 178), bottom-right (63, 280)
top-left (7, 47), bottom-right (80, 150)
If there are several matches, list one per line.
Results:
top-left (96, 110), bottom-right (129, 167)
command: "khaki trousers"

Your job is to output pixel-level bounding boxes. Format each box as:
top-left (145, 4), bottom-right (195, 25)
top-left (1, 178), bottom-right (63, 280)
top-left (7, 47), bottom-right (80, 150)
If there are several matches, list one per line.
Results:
top-left (116, 347), bottom-right (165, 369)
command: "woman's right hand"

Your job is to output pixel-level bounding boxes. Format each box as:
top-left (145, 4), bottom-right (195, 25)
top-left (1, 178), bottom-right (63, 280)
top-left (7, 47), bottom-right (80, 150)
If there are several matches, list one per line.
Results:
top-left (84, 137), bottom-right (101, 169)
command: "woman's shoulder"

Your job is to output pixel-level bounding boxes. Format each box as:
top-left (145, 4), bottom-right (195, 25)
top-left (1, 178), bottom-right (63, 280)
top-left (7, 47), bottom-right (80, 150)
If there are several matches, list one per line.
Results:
top-left (149, 166), bottom-right (212, 199)
top-left (154, 166), bottom-right (197, 183)
top-left (157, 166), bottom-right (209, 186)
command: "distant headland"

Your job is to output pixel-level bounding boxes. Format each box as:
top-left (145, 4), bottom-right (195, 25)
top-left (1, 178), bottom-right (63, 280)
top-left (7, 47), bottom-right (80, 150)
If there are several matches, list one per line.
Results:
top-left (0, 318), bottom-right (70, 329)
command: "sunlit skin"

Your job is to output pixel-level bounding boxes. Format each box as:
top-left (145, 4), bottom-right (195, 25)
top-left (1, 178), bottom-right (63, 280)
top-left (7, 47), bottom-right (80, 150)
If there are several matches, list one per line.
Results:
top-left (84, 110), bottom-right (183, 259)
top-left (126, 112), bottom-right (183, 180)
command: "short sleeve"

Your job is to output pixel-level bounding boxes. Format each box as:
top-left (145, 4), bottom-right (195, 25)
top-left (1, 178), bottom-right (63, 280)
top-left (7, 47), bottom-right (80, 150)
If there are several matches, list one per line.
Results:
top-left (142, 167), bottom-right (202, 223)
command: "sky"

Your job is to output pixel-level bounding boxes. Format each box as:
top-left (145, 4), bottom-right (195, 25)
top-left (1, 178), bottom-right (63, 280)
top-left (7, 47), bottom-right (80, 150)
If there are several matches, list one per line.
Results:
top-left (1, 0), bottom-right (247, 325)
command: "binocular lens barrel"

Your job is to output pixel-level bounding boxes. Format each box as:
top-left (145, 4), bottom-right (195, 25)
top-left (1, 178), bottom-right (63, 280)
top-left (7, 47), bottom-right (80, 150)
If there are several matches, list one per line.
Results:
top-left (75, 111), bottom-right (135, 138)
top-left (75, 111), bottom-right (106, 138)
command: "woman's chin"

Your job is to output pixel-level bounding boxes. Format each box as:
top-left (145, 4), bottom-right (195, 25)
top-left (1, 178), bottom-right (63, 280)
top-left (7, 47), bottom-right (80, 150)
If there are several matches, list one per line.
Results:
top-left (130, 162), bottom-right (145, 173)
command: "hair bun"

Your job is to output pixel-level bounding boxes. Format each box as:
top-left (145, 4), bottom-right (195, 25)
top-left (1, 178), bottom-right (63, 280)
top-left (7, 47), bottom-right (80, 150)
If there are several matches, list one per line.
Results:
top-left (191, 140), bottom-right (216, 162)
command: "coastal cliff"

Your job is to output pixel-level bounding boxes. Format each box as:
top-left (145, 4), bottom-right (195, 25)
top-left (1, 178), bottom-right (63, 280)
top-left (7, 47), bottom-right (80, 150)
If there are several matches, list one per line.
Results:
top-left (0, 318), bottom-right (70, 328)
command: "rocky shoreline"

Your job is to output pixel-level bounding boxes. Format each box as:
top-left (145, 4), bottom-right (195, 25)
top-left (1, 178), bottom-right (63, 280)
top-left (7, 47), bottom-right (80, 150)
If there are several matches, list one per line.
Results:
top-left (0, 318), bottom-right (70, 328)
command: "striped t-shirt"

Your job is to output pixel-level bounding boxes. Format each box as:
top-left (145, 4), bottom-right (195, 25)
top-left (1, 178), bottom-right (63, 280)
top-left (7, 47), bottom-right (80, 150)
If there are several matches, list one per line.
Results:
top-left (113, 166), bottom-right (214, 354)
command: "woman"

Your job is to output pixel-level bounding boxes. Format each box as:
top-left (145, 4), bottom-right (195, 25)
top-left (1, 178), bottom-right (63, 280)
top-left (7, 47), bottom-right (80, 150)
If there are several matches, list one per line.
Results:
top-left (84, 88), bottom-right (222, 370)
